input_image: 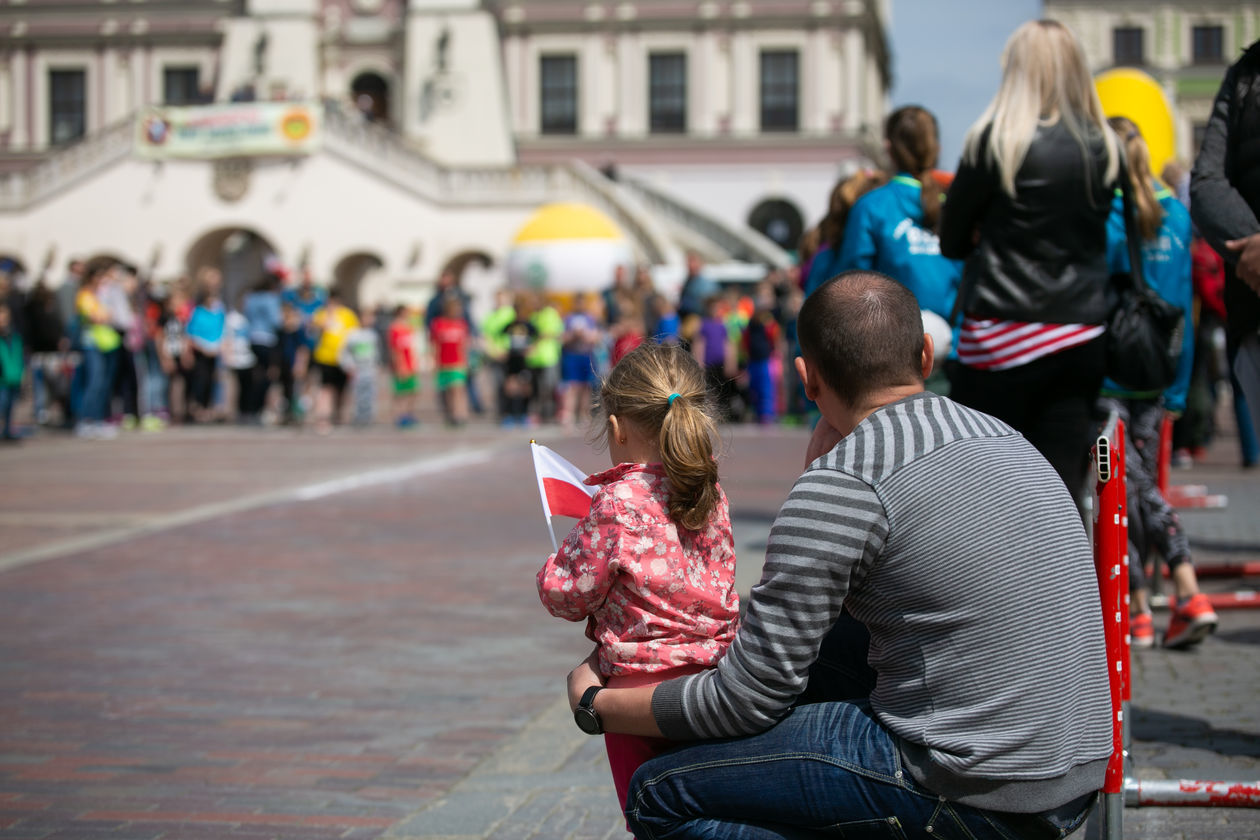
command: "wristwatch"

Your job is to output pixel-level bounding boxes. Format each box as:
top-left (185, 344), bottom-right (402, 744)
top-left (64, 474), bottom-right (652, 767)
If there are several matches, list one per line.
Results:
top-left (574, 686), bottom-right (604, 734)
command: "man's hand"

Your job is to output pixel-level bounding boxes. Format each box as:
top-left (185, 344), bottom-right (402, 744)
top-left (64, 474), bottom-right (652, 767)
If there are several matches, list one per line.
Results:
top-left (804, 417), bottom-right (843, 467)
top-left (1225, 234), bottom-right (1260, 294)
top-left (566, 648), bottom-right (604, 712)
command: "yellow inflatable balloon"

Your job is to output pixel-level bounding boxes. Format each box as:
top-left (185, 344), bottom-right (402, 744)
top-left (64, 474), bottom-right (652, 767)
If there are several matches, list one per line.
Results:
top-left (1095, 68), bottom-right (1176, 177)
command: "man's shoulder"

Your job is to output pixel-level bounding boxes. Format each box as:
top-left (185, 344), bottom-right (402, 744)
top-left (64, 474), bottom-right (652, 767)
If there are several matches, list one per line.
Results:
top-left (814, 393), bottom-right (1020, 482)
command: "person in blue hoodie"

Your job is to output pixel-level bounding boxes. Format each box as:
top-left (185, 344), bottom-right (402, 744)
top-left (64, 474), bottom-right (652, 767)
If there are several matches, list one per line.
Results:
top-left (1101, 116), bottom-right (1216, 651)
top-left (835, 105), bottom-right (962, 392)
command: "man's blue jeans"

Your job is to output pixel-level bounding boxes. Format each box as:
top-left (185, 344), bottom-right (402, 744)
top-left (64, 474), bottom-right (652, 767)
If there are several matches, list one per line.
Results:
top-left (625, 612), bottom-right (1092, 840)
top-left (626, 701), bottom-right (1089, 840)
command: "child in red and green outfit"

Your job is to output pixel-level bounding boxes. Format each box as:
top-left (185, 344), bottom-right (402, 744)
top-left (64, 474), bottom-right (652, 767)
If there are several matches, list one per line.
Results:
top-left (429, 295), bottom-right (470, 427)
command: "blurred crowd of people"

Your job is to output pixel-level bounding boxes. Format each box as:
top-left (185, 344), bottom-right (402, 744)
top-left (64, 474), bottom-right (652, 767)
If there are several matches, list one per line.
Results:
top-left (0, 246), bottom-right (814, 441)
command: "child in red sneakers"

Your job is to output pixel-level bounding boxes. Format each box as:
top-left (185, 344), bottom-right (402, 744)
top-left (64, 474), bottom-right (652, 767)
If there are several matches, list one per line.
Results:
top-left (1103, 119), bottom-right (1218, 650)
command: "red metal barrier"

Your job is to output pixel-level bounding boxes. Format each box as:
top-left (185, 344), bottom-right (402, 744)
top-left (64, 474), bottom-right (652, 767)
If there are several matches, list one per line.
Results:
top-left (1125, 778), bottom-right (1260, 807)
top-left (1095, 417), bottom-right (1260, 814)
top-left (1093, 418), bottom-right (1129, 839)
top-left (1088, 423), bottom-right (1128, 805)
top-left (1159, 562), bottom-right (1260, 579)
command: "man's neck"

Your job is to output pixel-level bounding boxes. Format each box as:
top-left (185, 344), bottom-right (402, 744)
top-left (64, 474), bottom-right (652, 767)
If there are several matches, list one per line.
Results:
top-left (827, 385), bottom-right (924, 438)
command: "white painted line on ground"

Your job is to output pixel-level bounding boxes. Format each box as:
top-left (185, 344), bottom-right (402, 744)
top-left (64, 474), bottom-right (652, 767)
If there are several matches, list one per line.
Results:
top-left (0, 446), bottom-right (500, 574)
top-left (293, 448), bottom-right (493, 501)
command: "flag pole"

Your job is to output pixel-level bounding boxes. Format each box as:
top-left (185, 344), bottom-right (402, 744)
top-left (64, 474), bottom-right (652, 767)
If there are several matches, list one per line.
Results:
top-left (531, 440), bottom-right (560, 553)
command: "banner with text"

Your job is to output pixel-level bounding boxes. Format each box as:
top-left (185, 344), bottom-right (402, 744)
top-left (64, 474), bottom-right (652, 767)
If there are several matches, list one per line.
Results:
top-left (135, 102), bottom-right (322, 159)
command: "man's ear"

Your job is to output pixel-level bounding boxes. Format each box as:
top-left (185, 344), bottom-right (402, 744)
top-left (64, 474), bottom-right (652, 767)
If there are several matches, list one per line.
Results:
top-left (795, 356), bottom-right (820, 401)
top-left (921, 333), bottom-right (935, 379)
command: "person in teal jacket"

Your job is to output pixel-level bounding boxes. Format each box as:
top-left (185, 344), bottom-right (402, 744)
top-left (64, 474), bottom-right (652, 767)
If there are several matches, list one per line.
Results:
top-left (0, 301), bottom-right (23, 441)
top-left (1101, 116), bottom-right (1217, 651)
top-left (835, 106), bottom-right (963, 322)
top-left (1103, 174), bottom-right (1195, 413)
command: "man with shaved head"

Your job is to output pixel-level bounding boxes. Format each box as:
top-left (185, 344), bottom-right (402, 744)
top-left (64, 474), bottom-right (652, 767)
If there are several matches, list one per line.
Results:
top-left (567, 270), bottom-right (1114, 839)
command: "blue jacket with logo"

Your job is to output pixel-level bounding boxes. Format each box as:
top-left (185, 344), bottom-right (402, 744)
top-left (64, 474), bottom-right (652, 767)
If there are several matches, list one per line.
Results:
top-left (835, 174), bottom-right (963, 320)
top-left (1104, 185), bottom-right (1194, 413)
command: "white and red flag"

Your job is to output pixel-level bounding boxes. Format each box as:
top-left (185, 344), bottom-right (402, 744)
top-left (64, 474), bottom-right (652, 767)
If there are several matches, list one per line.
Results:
top-left (531, 441), bottom-right (597, 550)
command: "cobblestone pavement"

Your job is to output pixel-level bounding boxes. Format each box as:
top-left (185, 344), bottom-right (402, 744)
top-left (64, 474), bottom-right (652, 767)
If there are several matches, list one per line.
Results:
top-left (0, 415), bottom-right (1256, 839)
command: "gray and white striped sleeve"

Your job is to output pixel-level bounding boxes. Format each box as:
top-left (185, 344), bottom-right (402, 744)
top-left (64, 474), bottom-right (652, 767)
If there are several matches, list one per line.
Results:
top-left (652, 467), bottom-right (888, 740)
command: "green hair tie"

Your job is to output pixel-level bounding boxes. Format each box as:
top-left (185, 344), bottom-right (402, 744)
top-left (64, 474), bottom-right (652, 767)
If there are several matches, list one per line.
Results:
top-left (668, 393), bottom-right (681, 406)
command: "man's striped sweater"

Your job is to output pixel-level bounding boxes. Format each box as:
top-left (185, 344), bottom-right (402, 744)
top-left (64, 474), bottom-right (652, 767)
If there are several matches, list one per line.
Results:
top-left (652, 391), bottom-right (1113, 813)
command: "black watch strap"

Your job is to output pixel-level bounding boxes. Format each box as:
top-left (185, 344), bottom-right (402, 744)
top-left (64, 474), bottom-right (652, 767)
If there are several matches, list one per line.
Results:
top-left (575, 685), bottom-right (604, 734)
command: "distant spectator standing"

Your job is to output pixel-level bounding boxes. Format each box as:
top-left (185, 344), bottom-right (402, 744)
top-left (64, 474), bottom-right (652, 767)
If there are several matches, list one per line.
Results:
top-left (101, 264), bottom-right (142, 428)
top-left (429, 295), bottom-right (471, 427)
top-left (387, 305), bottom-right (420, 428)
top-left (805, 170), bottom-right (889, 297)
top-left (276, 303), bottom-right (311, 425)
top-left (481, 289), bottom-right (517, 420)
top-left (677, 251), bottom-right (717, 320)
top-left (1190, 37), bottom-right (1260, 445)
top-left (339, 308), bottom-right (382, 427)
top-left (425, 271), bottom-right (483, 416)
top-left (558, 292), bottom-right (603, 430)
top-left (56, 259), bottom-right (85, 337)
top-left (500, 297), bottom-right (538, 427)
top-left (75, 262), bottom-right (122, 439)
top-left (526, 293), bottom-right (564, 424)
top-left (243, 273), bottom-right (283, 421)
top-left (310, 290), bottom-right (359, 432)
top-left (940, 20), bottom-right (1120, 502)
top-left (743, 284), bottom-right (784, 424)
top-left (223, 297), bottom-right (257, 423)
top-left (185, 286), bottom-right (226, 424)
top-left (602, 264), bottom-right (632, 327)
top-left (137, 283), bottom-right (170, 430)
top-left (692, 297), bottom-right (737, 420)
top-left (23, 279), bottom-right (66, 426)
top-left (836, 106), bottom-right (962, 324)
top-left (0, 303), bottom-right (23, 442)
top-left (281, 267), bottom-right (326, 338)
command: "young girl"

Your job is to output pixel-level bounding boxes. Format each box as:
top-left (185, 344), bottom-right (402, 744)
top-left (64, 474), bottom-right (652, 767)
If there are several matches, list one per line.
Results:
top-left (536, 341), bottom-right (740, 810)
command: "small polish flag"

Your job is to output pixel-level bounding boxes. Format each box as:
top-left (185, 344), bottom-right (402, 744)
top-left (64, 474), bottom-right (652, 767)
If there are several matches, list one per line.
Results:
top-left (531, 441), bottom-right (597, 550)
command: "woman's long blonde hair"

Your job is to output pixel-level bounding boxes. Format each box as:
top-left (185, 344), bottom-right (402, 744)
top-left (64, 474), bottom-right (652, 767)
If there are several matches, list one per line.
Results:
top-left (1108, 115), bottom-right (1165, 241)
top-left (595, 342), bottom-right (720, 532)
top-left (962, 19), bottom-right (1119, 198)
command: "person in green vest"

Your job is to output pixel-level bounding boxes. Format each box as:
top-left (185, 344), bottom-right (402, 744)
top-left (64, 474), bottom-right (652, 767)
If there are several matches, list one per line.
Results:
top-left (0, 301), bottom-right (25, 442)
top-left (523, 291), bottom-right (563, 424)
top-left (481, 289), bottom-right (518, 421)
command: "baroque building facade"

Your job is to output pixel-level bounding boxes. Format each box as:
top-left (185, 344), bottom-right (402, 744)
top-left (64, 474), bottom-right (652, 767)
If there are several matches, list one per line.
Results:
top-left (1045, 1), bottom-right (1260, 165)
top-left (0, 0), bottom-right (889, 309)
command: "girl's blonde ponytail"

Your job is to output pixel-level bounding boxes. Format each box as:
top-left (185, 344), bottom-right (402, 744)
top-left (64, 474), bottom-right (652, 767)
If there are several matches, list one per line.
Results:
top-left (596, 342), bottom-right (721, 532)
top-left (659, 392), bottom-right (720, 531)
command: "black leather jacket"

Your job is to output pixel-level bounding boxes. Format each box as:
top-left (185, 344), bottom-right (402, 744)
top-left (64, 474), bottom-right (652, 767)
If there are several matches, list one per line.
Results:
top-left (1190, 39), bottom-right (1260, 345)
top-left (940, 121), bottom-right (1115, 325)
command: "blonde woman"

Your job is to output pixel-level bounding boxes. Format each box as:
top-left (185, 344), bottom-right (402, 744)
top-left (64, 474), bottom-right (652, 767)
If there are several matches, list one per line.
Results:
top-left (940, 19), bottom-right (1119, 501)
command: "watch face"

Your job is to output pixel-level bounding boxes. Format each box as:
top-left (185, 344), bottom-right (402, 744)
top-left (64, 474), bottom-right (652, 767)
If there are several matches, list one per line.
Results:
top-left (574, 706), bottom-right (602, 735)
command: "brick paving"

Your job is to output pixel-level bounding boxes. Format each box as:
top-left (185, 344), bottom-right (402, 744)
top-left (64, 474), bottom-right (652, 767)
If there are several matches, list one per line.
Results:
top-left (0, 416), bottom-right (1256, 839)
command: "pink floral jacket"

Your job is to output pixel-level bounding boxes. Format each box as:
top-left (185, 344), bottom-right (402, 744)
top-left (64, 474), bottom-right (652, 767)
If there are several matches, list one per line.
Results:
top-left (537, 462), bottom-right (741, 677)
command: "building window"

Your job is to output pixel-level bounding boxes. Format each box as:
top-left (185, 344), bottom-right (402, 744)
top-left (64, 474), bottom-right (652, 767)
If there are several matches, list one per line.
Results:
top-left (649, 52), bottom-right (687, 134)
top-left (163, 66), bottom-right (202, 106)
top-left (1113, 27), bottom-right (1144, 66)
top-left (1192, 25), bottom-right (1224, 64)
top-left (760, 50), bottom-right (799, 132)
top-left (540, 54), bottom-right (578, 135)
top-left (49, 69), bottom-right (86, 146)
